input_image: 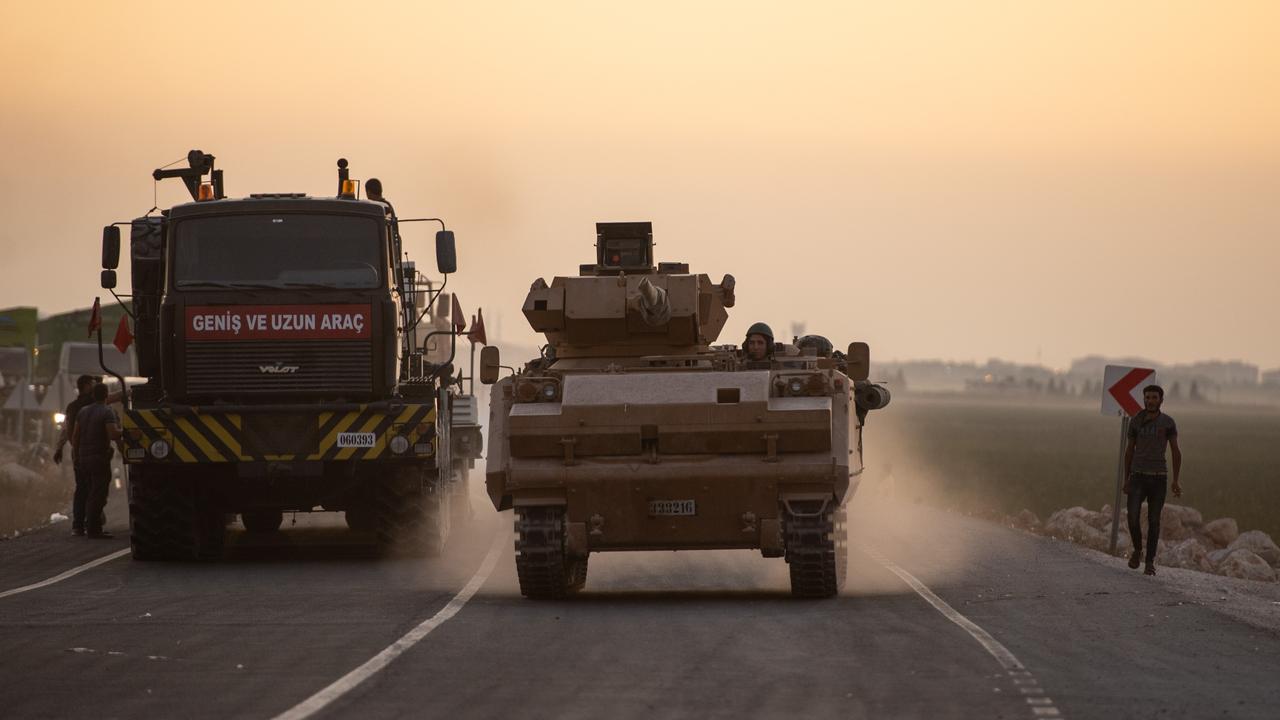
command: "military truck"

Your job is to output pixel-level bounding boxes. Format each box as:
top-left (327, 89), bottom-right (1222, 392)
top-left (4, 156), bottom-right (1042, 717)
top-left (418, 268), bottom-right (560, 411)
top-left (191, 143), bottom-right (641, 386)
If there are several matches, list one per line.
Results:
top-left (481, 222), bottom-right (890, 598)
top-left (97, 150), bottom-right (476, 560)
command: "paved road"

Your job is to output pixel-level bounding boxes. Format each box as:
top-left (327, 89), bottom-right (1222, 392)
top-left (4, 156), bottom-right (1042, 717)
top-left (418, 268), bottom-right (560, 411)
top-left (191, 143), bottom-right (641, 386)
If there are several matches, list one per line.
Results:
top-left (2, 482), bottom-right (1278, 720)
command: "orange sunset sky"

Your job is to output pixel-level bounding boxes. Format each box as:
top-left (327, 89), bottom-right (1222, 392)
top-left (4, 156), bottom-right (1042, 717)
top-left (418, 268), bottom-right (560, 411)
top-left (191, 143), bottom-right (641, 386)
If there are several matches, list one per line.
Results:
top-left (2, 1), bottom-right (1278, 369)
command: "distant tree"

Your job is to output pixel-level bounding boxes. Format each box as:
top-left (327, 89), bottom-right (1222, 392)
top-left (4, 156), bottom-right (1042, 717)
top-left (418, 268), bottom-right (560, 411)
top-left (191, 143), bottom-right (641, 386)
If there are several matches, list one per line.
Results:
top-left (1171, 381), bottom-right (1182, 399)
top-left (1189, 380), bottom-right (1207, 404)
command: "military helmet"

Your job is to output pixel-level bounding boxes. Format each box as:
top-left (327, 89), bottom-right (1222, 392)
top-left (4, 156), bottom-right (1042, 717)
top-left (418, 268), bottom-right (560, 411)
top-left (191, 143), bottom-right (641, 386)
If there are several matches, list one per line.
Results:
top-left (796, 334), bottom-right (834, 357)
top-left (745, 322), bottom-right (774, 342)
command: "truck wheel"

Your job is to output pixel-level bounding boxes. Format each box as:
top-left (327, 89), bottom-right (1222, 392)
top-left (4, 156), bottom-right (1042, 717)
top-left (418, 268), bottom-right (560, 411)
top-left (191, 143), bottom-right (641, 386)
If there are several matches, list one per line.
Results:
top-left (514, 506), bottom-right (581, 599)
top-left (128, 469), bottom-right (197, 561)
top-left (783, 500), bottom-right (844, 598)
top-left (241, 509), bottom-right (284, 533)
top-left (345, 504), bottom-right (375, 532)
top-left (373, 472), bottom-right (450, 557)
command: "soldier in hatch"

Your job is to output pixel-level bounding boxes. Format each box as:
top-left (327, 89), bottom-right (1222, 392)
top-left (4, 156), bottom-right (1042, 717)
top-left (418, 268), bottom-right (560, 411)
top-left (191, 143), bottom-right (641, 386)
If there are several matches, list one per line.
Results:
top-left (742, 322), bottom-right (774, 366)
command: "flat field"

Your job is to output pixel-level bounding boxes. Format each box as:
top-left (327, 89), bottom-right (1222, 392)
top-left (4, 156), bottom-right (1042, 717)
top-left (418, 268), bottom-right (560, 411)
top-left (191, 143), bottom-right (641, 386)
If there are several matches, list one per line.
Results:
top-left (863, 393), bottom-right (1280, 540)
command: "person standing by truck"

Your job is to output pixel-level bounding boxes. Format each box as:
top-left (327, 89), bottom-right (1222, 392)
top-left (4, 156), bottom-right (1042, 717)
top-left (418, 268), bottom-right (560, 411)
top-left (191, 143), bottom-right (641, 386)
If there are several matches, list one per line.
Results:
top-left (52, 375), bottom-right (97, 536)
top-left (1123, 384), bottom-right (1183, 575)
top-left (71, 383), bottom-right (124, 539)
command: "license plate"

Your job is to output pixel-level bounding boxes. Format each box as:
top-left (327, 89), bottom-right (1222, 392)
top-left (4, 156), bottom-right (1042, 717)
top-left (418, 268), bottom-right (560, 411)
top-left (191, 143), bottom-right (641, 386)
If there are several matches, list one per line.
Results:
top-left (649, 499), bottom-right (696, 516)
top-left (337, 432), bottom-right (376, 448)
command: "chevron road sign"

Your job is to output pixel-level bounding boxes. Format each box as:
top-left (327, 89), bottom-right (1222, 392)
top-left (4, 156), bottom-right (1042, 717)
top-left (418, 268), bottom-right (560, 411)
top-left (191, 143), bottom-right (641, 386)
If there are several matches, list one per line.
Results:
top-left (1100, 364), bottom-right (1157, 417)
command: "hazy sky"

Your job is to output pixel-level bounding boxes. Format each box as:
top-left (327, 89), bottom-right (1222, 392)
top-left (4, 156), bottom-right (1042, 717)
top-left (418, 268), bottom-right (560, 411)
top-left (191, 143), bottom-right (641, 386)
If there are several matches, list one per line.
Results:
top-left (2, 1), bottom-right (1277, 370)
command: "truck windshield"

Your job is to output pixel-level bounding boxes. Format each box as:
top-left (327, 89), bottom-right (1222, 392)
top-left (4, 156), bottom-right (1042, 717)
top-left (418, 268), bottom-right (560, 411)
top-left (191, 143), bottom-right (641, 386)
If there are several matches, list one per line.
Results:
top-left (172, 214), bottom-right (384, 290)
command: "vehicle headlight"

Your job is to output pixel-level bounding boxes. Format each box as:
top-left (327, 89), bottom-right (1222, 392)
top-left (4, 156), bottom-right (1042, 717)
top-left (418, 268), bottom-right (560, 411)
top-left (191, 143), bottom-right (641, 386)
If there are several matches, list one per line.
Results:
top-left (54, 412), bottom-right (66, 425)
top-left (788, 377), bottom-right (806, 395)
top-left (149, 439), bottom-right (171, 459)
top-left (541, 382), bottom-right (558, 400)
top-left (389, 435), bottom-right (410, 455)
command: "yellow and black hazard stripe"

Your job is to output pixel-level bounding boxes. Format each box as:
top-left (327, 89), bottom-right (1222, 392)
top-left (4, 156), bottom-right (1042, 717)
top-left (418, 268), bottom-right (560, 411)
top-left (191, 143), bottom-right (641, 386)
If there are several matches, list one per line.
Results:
top-left (121, 403), bottom-right (437, 464)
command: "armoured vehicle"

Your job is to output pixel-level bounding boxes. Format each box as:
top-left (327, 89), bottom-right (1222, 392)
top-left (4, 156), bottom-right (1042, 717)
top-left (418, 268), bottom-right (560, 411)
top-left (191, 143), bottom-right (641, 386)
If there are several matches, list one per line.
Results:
top-left (96, 150), bottom-right (479, 560)
top-left (481, 222), bottom-right (890, 598)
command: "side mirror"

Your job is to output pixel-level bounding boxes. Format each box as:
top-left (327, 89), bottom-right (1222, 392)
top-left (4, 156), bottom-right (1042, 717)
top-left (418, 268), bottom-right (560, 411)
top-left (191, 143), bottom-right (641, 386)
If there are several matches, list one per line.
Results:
top-left (479, 345), bottom-right (501, 385)
top-left (101, 270), bottom-right (117, 289)
top-left (846, 342), bottom-right (870, 382)
top-left (435, 230), bottom-right (457, 274)
top-left (102, 226), bottom-right (121, 269)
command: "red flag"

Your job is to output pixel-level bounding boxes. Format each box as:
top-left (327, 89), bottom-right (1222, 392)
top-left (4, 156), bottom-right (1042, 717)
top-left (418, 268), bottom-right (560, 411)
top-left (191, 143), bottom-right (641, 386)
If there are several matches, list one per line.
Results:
top-left (451, 294), bottom-right (466, 333)
top-left (87, 298), bottom-right (102, 338)
top-left (113, 314), bottom-right (134, 354)
top-left (467, 308), bottom-right (487, 345)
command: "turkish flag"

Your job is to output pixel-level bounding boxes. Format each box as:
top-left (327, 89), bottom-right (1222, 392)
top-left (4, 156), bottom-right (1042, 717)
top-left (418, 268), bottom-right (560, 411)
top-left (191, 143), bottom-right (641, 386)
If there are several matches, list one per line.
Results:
top-left (451, 294), bottom-right (466, 334)
top-left (87, 298), bottom-right (102, 338)
top-left (113, 314), bottom-right (134, 354)
top-left (467, 308), bottom-right (487, 345)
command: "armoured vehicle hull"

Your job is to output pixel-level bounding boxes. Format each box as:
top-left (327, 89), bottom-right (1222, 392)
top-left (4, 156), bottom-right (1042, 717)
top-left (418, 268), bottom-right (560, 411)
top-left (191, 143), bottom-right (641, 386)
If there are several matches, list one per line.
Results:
top-left (484, 222), bottom-right (887, 597)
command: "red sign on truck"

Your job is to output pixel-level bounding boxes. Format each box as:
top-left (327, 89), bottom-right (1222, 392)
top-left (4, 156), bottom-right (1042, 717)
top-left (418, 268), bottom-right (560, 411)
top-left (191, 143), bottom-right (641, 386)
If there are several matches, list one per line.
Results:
top-left (185, 305), bottom-right (372, 341)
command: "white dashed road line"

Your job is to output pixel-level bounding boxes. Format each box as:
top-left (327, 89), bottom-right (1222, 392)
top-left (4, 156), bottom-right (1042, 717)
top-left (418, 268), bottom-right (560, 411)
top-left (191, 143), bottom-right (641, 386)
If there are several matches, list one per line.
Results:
top-left (0, 548), bottom-right (130, 600)
top-left (862, 547), bottom-right (1064, 719)
top-left (272, 529), bottom-right (509, 720)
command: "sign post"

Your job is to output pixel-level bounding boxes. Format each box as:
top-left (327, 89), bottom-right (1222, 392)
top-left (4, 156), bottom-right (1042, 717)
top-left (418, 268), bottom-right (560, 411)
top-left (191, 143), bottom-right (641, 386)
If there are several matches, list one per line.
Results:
top-left (1101, 364), bottom-right (1156, 555)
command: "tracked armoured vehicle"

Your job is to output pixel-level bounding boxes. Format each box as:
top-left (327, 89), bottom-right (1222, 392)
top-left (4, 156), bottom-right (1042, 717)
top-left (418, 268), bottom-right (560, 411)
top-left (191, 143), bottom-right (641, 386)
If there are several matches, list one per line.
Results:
top-left (481, 222), bottom-right (890, 597)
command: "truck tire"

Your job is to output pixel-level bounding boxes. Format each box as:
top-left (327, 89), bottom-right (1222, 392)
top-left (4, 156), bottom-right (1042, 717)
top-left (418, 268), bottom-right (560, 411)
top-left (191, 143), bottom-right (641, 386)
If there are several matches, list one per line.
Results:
top-left (783, 500), bottom-right (846, 598)
top-left (345, 504), bottom-right (375, 532)
top-left (373, 470), bottom-right (449, 557)
top-left (241, 509), bottom-right (284, 533)
top-left (128, 469), bottom-right (197, 561)
top-left (514, 506), bottom-right (582, 599)
top-left (128, 470), bottom-right (225, 561)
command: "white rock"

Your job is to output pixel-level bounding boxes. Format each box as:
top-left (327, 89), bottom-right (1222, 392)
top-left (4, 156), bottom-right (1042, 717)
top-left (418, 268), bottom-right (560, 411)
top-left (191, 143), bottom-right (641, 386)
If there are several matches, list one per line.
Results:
top-left (1214, 549), bottom-right (1278, 582)
top-left (1163, 538), bottom-right (1214, 572)
top-left (1044, 507), bottom-right (1097, 539)
top-left (0, 462), bottom-right (41, 493)
top-left (1044, 507), bottom-right (1117, 552)
top-left (1155, 505), bottom-right (1197, 542)
top-left (1008, 509), bottom-right (1041, 531)
top-left (1227, 531), bottom-right (1280, 568)
top-left (1202, 518), bottom-right (1240, 548)
top-left (1162, 504), bottom-right (1203, 528)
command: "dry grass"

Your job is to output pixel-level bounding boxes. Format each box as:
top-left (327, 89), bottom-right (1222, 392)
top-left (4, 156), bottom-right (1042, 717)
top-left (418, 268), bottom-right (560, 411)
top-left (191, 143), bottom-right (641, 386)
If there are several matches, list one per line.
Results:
top-left (863, 393), bottom-right (1280, 539)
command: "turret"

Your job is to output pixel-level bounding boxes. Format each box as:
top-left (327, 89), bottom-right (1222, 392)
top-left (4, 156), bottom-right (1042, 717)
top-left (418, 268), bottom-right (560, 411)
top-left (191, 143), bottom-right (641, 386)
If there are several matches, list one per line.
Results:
top-left (521, 222), bottom-right (736, 358)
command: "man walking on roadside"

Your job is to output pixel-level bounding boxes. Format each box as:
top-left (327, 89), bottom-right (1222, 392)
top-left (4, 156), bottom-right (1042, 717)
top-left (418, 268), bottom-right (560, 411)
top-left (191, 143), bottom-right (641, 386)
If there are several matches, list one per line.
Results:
top-left (1123, 384), bottom-right (1183, 575)
top-left (52, 375), bottom-right (97, 536)
top-left (71, 383), bottom-right (123, 539)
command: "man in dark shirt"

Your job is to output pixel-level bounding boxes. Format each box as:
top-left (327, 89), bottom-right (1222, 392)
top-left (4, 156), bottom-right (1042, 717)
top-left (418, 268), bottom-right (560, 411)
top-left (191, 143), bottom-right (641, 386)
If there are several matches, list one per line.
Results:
top-left (71, 383), bottom-right (123, 539)
top-left (53, 375), bottom-right (97, 536)
top-left (1123, 384), bottom-right (1183, 575)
